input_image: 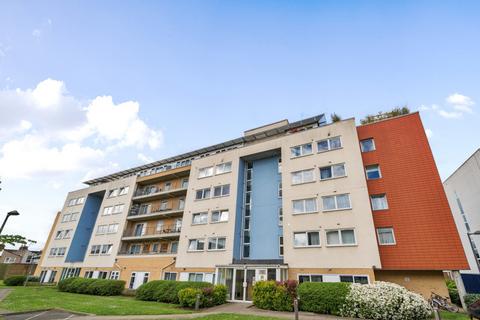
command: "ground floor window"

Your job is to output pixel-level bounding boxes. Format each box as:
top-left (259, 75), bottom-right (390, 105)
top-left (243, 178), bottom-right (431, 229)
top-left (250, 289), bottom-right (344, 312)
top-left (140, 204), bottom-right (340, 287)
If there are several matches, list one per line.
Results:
top-left (188, 273), bottom-right (204, 282)
top-left (163, 272), bottom-right (177, 281)
top-left (339, 275), bottom-right (369, 284)
top-left (84, 271), bottom-right (94, 278)
top-left (298, 275), bottom-right (323, 283)
top-left (49, 271), bottom-right (57, 283)
top-left (60, 267), bottom-right (81, 280)
top-left (110, 271), bottom-right (120, 280)
top-left (298, 274), bottom-right (369, 284)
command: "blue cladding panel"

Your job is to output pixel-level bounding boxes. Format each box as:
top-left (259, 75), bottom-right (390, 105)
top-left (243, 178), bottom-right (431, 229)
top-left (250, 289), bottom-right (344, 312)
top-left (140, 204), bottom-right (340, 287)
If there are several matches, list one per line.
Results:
top-left (65, 193), bottom-right (103, 262)
top-left (249, 156), bottom-right (283, 260)
top-left (233, 160), bottom-right (245, 260)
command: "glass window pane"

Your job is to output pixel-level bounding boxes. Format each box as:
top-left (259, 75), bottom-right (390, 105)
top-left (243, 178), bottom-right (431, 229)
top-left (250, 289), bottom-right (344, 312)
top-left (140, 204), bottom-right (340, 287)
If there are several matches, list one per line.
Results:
top-left (305, 198), bottom-right (317, 212)
top-left (340, 276), bottom-right (354, 283)
top-left (317, 140), bottom-right (329, 152)
top-left (322, 196), bottom-right (336, 210)
top-left (217, 238), bottom-right (226, 249)
top-left (341, 230), bottom-right (356, 244)
top-left (222, 184), bottom-right (230, 196)
top-left (291, 147), bottom-right (301, 157)
top-left (308, 232), bottom-right (320, 246)
top-left (336, 194), bottom-right (351, 209)
top-left (330, 137), bottom-right (342, 149)
top-left (333, 164), bottom-right (346, 177)
top-left (292, 172), bottom-right (302, 184)
top-left (294, 233), bottom-right (307, 247)
top-left (208, 238), bottom-right (216, 250)
top-left (311, 275), bottom-right (323, 282)
top-left (303, 144), bottom-right (312, 155)
top-left (371, 195), bottom-right (388, 210)
top-left (366, 165), bottom-right (381, 179)
top-left (326, 231), bottom-right (340, 245)
top-left (361, 139), bottom-right (375, 152)
top-left (293, 200), bottom-right (304, 213)
top-left (320, 167), bottom-right (332, 180)
top-left (214, 186), bottom-right (222, 197)
top-left (303, 170), bottom-right (314, 182)
top-left (299, 275), bottom-right (310, 283)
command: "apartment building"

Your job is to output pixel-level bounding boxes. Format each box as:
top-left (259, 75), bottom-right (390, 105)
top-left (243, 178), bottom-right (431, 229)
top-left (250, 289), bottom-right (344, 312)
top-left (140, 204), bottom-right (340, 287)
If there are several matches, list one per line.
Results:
top-left (35, 112), bottom-right (467, 300)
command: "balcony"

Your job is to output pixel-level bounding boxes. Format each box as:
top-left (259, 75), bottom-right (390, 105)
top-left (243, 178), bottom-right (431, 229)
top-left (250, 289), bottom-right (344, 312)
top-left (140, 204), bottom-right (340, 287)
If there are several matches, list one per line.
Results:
top-left (117, 250), bottom-right (177, 257)
top-left (128, 206), bottom-right (184, 221)
top-left (122, 224), bottom-right (181, 241)
top-left (132, 186), bottom-right (188, 202)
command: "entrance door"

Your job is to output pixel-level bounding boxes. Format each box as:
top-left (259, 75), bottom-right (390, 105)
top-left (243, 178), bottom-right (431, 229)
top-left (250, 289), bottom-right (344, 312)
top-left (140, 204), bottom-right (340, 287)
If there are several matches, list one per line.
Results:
top-left (245, 270), bottom-right (256, 301)
top-left (234, 269), bottom-right (244, 300)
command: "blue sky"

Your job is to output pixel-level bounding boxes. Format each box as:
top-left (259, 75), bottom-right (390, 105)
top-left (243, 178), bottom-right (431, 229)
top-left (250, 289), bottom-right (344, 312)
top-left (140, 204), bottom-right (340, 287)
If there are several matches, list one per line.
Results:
top-left (0, 1), bottom-right (479, 248)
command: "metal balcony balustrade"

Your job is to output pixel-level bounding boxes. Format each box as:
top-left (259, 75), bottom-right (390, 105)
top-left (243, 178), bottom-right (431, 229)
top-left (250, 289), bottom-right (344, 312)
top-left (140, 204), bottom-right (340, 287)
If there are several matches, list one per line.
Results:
top-left (129, 205), bottom-right (184, 217)
top-left (117, 249), bottom-right (177, 256)
top-left (122, 224), bottom-right (182, 238)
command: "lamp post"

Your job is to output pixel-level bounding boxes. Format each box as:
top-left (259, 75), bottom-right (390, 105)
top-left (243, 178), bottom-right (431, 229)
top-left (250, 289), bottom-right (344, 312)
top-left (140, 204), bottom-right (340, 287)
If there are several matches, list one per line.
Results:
top-left (467, 231), bottom-right (480, 272)
top-left (0, 210), bottom-right (20, 234)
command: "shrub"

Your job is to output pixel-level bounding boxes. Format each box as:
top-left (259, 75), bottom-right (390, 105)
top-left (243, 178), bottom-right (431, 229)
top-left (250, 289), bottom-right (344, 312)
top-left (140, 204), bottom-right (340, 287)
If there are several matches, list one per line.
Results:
top-left (135, 280), bottom-right (212, 304)
top-left (446, 280), bottom-right (461, 306)
top-left (211, 285), bottom-right (228, 306)
top-left (178, 288), bottom-right (203, 308)
top-left (26, 276), bottom-right (40, 282)
top-left (298, 282), bottom-right (350, 315)
top-left (57, 277), bottom-right (125, 296)
top-left (341, 281), bottom-right (431, 320)
top-left (4, 275), bottom-right (27, 286)
top-left (253, 281), bottom-right (293, 312)
top-left (465, 294), bottom-right (480, 307)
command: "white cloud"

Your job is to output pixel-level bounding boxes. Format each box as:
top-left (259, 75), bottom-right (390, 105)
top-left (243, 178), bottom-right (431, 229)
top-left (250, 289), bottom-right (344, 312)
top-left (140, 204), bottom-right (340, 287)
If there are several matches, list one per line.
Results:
top-left (425, 128), bottom-right (433, 138)
top-left (438, 110), bottom-right (463, 119)
top-left (31, 78), bottom-right (66, 108)
top-left (32, 29), bottom-right (41, 39)
top-left (446, 93), bottom-right (475, 114)
top-left (138, 153), bottom-right (153, 163)
top-left (420, 94), bottom-right (475, 119)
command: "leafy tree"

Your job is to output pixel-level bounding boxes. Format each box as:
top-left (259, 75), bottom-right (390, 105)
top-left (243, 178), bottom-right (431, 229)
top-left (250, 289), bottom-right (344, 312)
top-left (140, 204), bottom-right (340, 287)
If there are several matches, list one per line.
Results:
top-left (330, 113), bottom-right (342, 122)
top-left (361, 106), bottom-right (410, 125)
top-left (0, 235), bottom-right (36, 250)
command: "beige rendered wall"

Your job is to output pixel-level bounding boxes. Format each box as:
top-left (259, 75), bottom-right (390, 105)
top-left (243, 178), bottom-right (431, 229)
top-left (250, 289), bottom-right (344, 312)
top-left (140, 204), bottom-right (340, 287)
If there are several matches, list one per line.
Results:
top-left (375, 270), bottom-right (448, 298)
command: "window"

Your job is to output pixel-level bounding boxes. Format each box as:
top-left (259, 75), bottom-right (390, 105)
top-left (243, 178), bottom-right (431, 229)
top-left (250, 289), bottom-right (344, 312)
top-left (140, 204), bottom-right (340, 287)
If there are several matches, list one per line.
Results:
top-left (103, 206), bottom-right (113, 216)
top-left (215, 162), bottom-right (232, 175)
top-left (57, 247), bottom-right (66, 256)
top-left (188, 239), bottom-right (205, 251)
top-left (279, 236), bottom-right (284, 256)
top-left (211, 210), bottom-right (229, 223)
top-left (160, 200), bottom-right (168, 211)
top-left (195, 188), bottom-right (211, 200)
top-left (129, 244), bottom-right (141, 254)
top-left (319, 164), bottom-right (346, 180)
top-left (291, 143), bottom-right (313, 158)
top-left (77, 197), bottom-right (85, 204)
top-left (340, 275), bottom-right (369, 284)
top-left (213, 184), bottom-right (230, 197)
top-left (178, 198), bottom-right (185, 210)
top-left (129, 273), bottom-right (136, 289)
top-left (5, 257), bottom-right (16, 263)
top-left (326, 229), bottom-right (356, 246)
top-left (164, 272), bottom-right (177, 281)
top-left (156, 221), bottom-right (164, 232)
top-left (63, 229), bottom-right (72, 239)
top-left (317, 137), bottom-right (342, 152)
top-left (67, 197), bottom-right (84, 206)
top-left (360, 138), bottom-right (375, 152)
top-left (97, 225), bottom-right (108, 234)
top-left (365, 164), bottom-right (381, 180)
top-left (188, 273), bottom-right (204, 282)
top-left (291, 169), bottom-right (315, 184)
top-left (119, 186), bottom-right (129, 196)
top-left (170, 241), bottom-right (178, 253)
top-left (70, 212), bottom-right (79, 221)
top-left (62, 214), bottom-right (70, 222)
top-left (294, 231), bottom-right (321, 247)
top-left (377, 227), bottom-right (396, 245)
top-left (292, 198), bottom-right (317, 214)
top-left (181, 179), bottom-right (189, 189)
top-left (90, 245), bottom-right (101, 255)
top-left (49, 248), bottom-right (58, 256)
top-left (110, 271), bottom-right (120, 280)
top-left (108, 189), bottom-right (119, 198)
top-left (208, 237), bottom-right (226, 250)
top-left (370, 194), bottom-right (388, 211)
top-left (198, 166), bottom-right (214, 178)
top-left (112, 204), bottom-right (124, 214)
top-left (278, 181), bottom-right (282, 198)
top-left (192, 212), bottom-right (208, 225)
top-left (299, 275), bottom-right (323, 283)
top-left (101, 244), bottom-right (113, 255)
top-left (85, 271), bottom-right (94, 278)
top-left (107, 224), bottom-right (119, 234)
top-left (278, 207), bottom-right (283, 226)
top-left (55, 230), bottom-right (64, 239)
top-left (322, 194), bottom-right (351, 211)
top-left (164, 182), bottom-right (171, 191)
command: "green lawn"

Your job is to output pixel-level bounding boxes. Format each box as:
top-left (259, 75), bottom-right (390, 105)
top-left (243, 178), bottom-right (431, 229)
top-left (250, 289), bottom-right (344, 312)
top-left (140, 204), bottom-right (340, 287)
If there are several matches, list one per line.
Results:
top-left (438, 311), bottom-right (470, 320)
top-left (0, 286), bottom-right (191, 315)
top-left (171, 315), bottom-right (284, 320)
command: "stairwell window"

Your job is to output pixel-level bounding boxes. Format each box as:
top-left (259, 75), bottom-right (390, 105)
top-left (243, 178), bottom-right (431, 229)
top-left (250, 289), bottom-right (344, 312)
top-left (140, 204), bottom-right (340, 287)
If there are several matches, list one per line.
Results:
top-left (192, 212), bottom-right (208, 225)
top-left (215, 162), bottom-right (232, 175)
top-left (292, 198), bottom-right (318, 214)
top-left (360, 138), bottom-right (376, 152)
top-left (195, 188), bottom-right (211, 200)
top-left (213, 184), bottom-right (230, 197)
top-left (291, 143), bottom-right (313, 158)
top-left (291, 169), bottom-right (315, 185)
top-left (279, 236), bottom-right (284, 256)
top-left (294, 231), bottom-right (321, 247)
top-left (326, 229), bottom-right (356, 246)
top-left (319, 164), bottom-right (346, 180)
top-left (188, 239), bottom-right (205, 251)
top-left (317, 136), bottom-right (342, 152)
top-left (370, 194), bottom-right (389, 211)
top-left (322, 194), bottom-right (351, 211)
top-left (377, 227), bottom-right (396, 245)
top-left (208, 237), bottom-right (226, 250)
top-left (365, 165), bottom-right (381, 180)
top-left (211, 210), bottom-right (229, 223)
top-left (198, 166), bottom-right (214, 178)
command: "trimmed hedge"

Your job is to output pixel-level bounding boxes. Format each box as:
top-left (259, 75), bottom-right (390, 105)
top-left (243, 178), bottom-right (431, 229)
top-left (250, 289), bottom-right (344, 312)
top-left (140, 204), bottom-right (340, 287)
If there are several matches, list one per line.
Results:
top-left (57, 277), bottom-right (125, 296)
top-left (298, 282), bottom-right (350, 315)
top-left (4, 275), bottom-right (27, 286)
top-left (465, 294), bottom-right (480, 307)
top-left (135, 280), bottom-right (212, 304)
top-left (252, 281), bottom-right (295, 312)
top-left (178, 285), bottom-right (228, 308)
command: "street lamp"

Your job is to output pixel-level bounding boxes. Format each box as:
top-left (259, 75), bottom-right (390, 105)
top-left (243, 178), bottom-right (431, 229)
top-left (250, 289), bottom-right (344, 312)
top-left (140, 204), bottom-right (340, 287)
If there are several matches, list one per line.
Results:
top-left (467, 231), bottom-right (480, 272)
top-left (0, 210), bottom-right (20, 234)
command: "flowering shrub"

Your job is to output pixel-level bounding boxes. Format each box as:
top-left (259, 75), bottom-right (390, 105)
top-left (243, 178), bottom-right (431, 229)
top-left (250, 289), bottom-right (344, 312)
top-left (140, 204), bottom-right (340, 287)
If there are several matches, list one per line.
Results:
top-left (340, 281), bottom-right (431, 320)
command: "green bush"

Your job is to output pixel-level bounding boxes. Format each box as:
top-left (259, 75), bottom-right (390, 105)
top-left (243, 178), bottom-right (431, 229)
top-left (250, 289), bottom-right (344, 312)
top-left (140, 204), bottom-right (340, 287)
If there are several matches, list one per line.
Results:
top-left (135, 280), bottom-right (212, 304)
top-left (298, 282), bottom-right (350, 315)
top-left (178, 288), bottom-right (203, 307)
top-left (465, 293), bottom-right (480, 307)
top-left (26, 276), bottom-right (40, 282)
top-left (252, 281), bottom-right (293, 312)
top-left (446, 280), bottom-right (461, 306)
top-left (211, 285), bottom-right (228, 306)
top-left (4, 275), bottom-right (27, 286)
top-left (57, 277), bottom-right (125, 296)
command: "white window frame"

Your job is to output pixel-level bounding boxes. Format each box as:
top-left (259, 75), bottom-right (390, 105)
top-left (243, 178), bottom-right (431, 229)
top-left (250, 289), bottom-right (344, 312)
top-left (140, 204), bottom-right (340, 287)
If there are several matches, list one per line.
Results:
top-left (188, 273), bottom-right (204, 282)
top-left (319, 163), bottom-right (347, 180)
top-left (70, 212), bottom-right (79, 221)
top-left (360, 138), bottom-right (376, 152)
top-left (195, 188), bottom-right (211, 200)
top-left (101, 244), bottom-right (113, 255)
top-left (325, 229), bottom-right (357, 246)
top-left (290, 143), bottom-right (313, 158)
top-left (90, 245), bottom-right (101, 255)
top-left (198, 166), bottom-right (214, 178)
top-left (192, 212), bottom-right (208, 225)
top-left (292, 198), bottom-right (318, 214)
top-left (213, 184), bottom-right (230, 197)
top-left (291, 169), bottom-right (315, 185)
top-left (370, 194), bottom-right (389, 211)
top-left (97, 225), bottom-right (108, 235)
top-left (55, 230), bottom-right (64, 239)
top-left (207, 237), bottom-right (226, 251)
top-left (108, 189), bottom-right (119, 198)
top-left (163, 272), bottom-right (177, 281)
top-left (279, 236), bottom-right (284, 256)
top-left (322, 194), bottom-right (352, 211)
top-left (103, 206), bottom-right (113, 216)
top-left (62, 213), bottom-right (71, 223)
top-left (317, 136), bottom-right (342, 153)
top-left (188, 239), bottom-right (205, 252)
top-left (119, 186), bottom-right (129, 196)
top-left (112, 204), bottom-right (124, 214)
top-left (298, 274), bottom-right (324, 283)
top-left (365, 164), bottom-right (382, 180)
top-left (63, 229), bottom-right (72, 239)
top-left (215, 162), bottom-right (232, 175)
top-left (377, 227), bottom-right (396, 245)
top-left (293, 231), bottom-right (321, 248)
top-left (107, 224), bottom-right (119, 234)
top-left (211, 210), bottom-right (229, 223)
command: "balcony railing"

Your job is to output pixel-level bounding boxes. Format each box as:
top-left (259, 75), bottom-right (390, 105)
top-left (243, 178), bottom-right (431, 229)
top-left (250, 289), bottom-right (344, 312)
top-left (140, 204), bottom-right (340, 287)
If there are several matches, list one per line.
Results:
top-left (132, 186), bottom-right (188, 201)
top-left (122, 224), bottom-right (182, 238)
top-left (117, 250), bottom-right (177, 256)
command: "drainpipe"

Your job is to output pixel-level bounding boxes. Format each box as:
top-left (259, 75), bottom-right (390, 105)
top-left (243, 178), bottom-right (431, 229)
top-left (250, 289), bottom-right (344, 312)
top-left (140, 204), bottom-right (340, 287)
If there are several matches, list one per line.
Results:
top-left (161, 258), bottom-right (176, 280)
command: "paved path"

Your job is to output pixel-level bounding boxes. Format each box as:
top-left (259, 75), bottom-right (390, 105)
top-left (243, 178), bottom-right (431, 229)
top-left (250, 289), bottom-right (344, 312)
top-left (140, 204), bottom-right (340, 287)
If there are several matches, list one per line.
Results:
top-left (70, 302), bottom-right (348, 320)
